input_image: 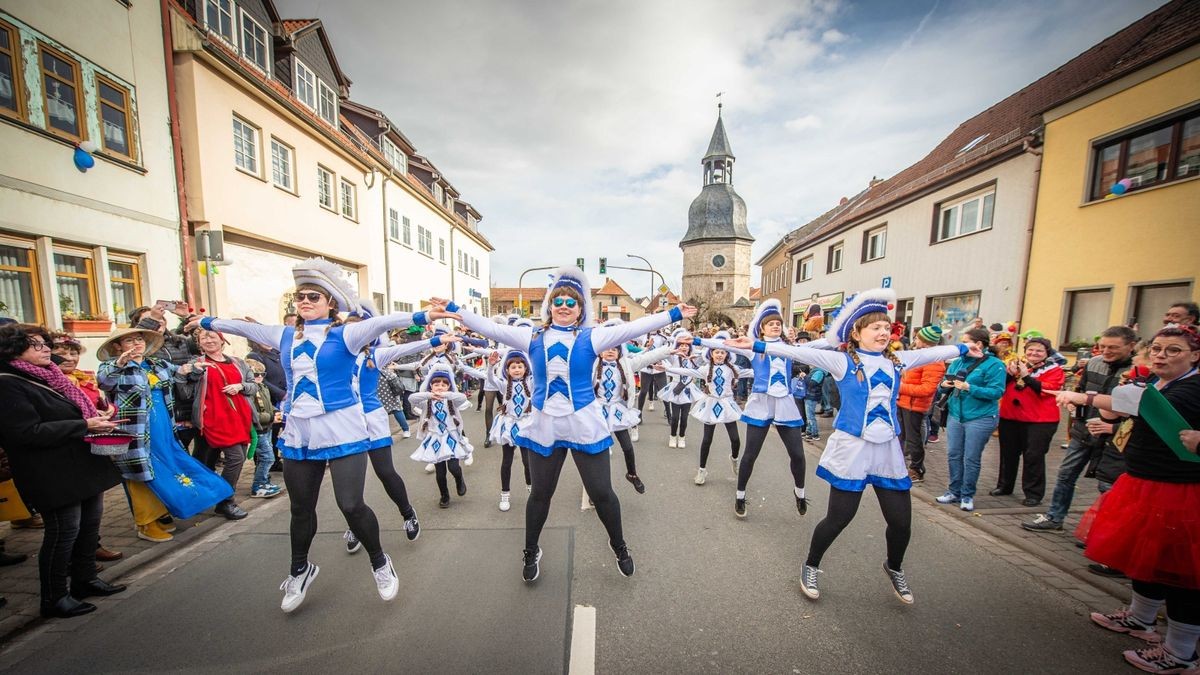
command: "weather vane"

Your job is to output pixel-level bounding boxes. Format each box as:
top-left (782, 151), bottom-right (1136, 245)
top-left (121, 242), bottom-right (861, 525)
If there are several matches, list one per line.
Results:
top-left (716, 91), bottom-right (723, 114)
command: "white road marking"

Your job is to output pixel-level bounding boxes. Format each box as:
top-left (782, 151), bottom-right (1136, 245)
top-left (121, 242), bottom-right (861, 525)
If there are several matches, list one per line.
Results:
top-left (569, 604), bottom-right (597, 675)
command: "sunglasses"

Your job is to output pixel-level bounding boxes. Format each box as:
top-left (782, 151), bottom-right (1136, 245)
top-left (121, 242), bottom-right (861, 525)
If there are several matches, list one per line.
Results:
top-left (552, 297), bottom-right (578, 308)
top-left (294, 291), bottom-right (326, 303)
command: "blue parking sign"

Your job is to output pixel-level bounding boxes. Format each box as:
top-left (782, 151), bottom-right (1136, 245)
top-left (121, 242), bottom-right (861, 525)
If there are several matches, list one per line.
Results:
top-left (882, 276), bottom-right (892, 288)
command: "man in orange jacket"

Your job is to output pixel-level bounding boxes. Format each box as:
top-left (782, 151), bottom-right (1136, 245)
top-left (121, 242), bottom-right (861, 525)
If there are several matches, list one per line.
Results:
top-left (898, 326), bottom-right (948, 482)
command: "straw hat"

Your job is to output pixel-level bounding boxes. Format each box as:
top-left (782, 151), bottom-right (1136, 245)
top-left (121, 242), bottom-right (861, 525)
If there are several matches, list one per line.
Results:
top-left (96, 327), bottom-right (165, 361)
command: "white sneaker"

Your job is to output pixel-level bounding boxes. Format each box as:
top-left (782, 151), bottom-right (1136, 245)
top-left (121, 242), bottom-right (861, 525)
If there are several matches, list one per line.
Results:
top-left (694, 467), bottom-right (708, 485)
top-left (730, 456), bottom-right (740, 479)
top-left (668, 436), bottom-right (678, 448)
top-left (581, 491), bottom-right (594, 511)
top-left (630, 427), bottom-right (639, 442)
top-left (678, 437), bottom-right (686, 449)
top-left (648, 401), bottom-right (655, 411)
top-left (402, 430), bottom-right (411, 439)
top-left (526, 484), bottom-right (532, 494)
top-left (960, 498), bottom-right (975, 512)
top-left (280, 561), bottom-right (320, 613)
top-left (499, 492), bottom-right (511, 512)
top-left (424, 463), bottom-right (435, 474)
top-left (464, 454), bottom-right (474, 466)
top-left (935, 491), bottom-right (958, 504)
top-left (373, 554), bottom-right (399, 601)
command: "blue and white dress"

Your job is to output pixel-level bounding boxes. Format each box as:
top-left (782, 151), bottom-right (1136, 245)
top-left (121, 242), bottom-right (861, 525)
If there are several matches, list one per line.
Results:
top-left (755, 341), bottom-right (968, 491)
top-left (666, 362), bottom-right (754, 425)
top-left (657, 355), bottom-right (704, 405)
top-left (408, 391), bottom-right (473, 463)
top-left (596, 345), bottom-right (674, 432)
top-left (448, 301), bottom-right (684, 456)
top-left (486, 369), bottom-right (533, 446)
top-left (365, 335), bottom-right (450, 448)
top-left (200, 313), bottom-right (419, 461)
top-left (697, 337), bottom-right (804, 428)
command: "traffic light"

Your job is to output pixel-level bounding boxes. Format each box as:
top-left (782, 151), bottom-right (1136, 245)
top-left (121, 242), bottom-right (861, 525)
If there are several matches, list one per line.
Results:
top-left (576, 257), bottom-right (585, 271)
top-left (599, 257), bottom-right (607, 274)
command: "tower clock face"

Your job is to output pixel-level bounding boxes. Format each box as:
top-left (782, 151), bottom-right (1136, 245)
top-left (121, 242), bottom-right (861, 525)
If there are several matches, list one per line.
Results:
top-left (712, 254), bottom-right (726, 268)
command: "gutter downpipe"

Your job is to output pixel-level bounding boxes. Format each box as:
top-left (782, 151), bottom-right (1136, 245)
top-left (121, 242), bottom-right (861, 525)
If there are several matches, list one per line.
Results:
top-left (382, 176), bottom-right (391, 312)
top-left (161, 0), bottom-right (197, 306)
top-left (1014, 134), bottom-right (1044, 341)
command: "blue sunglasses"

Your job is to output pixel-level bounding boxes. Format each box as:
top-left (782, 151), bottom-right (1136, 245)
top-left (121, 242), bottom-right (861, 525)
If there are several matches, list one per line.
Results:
top-left (552, 297), bottom-right (578, 308)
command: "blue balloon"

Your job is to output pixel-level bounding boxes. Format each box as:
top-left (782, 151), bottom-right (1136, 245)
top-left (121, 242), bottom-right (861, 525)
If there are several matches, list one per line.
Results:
top-left (1110, 182), bottom-right (1127, 195)
top-left (73, 147), bottom-right (95, 172)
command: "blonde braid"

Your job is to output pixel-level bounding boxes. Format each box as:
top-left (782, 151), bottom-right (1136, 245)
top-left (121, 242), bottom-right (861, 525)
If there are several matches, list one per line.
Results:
top-left (883, 346), bottom-right (904, 371)
top-left (845, 344), bottom-right (866, 382)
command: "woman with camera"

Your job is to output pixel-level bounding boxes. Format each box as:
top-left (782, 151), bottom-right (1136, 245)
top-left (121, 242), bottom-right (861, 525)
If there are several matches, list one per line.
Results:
top-left (992, 336), bottom-right (1065, 506)
top-left (935, 328), bottom-right (1006, 512)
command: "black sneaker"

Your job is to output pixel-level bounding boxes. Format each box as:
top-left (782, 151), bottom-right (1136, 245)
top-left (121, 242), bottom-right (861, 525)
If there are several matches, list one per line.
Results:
top-left (438, 494), bottom-right (450, 508)
top-left (456, 477), bottom-right (467, 497)
top-left (344, 529), bottom-right (361, 554)
top-left (1089, 563), bottom-right (1127, 578)
top-left (403, 514), bottom-right (421, 542)
top-left (611, 542), bottom-right (635, 577)
top-left (883, 562), bottom-right (914, 605)
top-left (796, 496), bottom-right (808, 516)
top-left (735, 498), bottom-right (747, 519)
top-left (522, 546), bottom-right (542, 582)
top-left (1021, 514), bottom-right (1063, 531)
top-left (626, 474), bottom-right (646, 494)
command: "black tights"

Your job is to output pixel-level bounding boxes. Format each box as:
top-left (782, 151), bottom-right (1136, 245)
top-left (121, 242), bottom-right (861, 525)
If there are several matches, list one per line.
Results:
top-left (637, 372), bottom-right (661, 411)
top-left (613, 429), bottom-right (637, 476)
top-left (700, 422), bottom-right (741, 468)
top-left (367, 445), bottom-right (415, 519)
top-left (500, 444), bottom-right (531, 492)
top-left (284, 453), bottom-right (384, 574)
top-left (737, 424), bottom-right (806, 492)
top-left (435, 459), bottom-right (464, 498)
top-left (1132, 580), bottom-right (1200, 624)
top-left (526, 449), bottom-right (623, 550)
top-left (666, 402), bottom-right (692, 436)
top-left (806, 487), bottom-right (912, 571)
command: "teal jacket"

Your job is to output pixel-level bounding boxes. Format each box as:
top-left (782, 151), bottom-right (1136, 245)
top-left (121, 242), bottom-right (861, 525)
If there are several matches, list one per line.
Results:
top-left (944, 354), bottom-right (1007, 422)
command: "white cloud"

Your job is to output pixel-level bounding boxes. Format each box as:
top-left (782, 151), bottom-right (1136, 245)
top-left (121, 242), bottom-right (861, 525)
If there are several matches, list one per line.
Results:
top-left (821, 28), bottom-right (848, 44)
top-left (785, 114), bottom-right (823, 132)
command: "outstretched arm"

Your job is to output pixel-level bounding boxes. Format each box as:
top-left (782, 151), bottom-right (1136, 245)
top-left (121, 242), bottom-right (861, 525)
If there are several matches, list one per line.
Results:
top-left (591, 305), bottom-right (693, 352)
top-left (197, 317), bottom-right (285, 350)
top-left (341, 312), bottom-right (423, 353)
top-left (439, 300), bottom-right (533, 351)
top-left (898, 344), bottom-right (969, 368)
top-left (726, 337), bottom-right (850, 379)
top-left (695, 337), bottom-right (752, 359)
top-left (626, 345), bottom-right (676, 372)
top-left (374, 335), bottom-right (458, 370)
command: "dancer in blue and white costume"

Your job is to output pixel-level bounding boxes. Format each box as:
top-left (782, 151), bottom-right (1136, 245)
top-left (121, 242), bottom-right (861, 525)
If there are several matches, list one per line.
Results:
top-left (409, 365), bottom-right (472, 508)
top-left (486, 349), bottom-right (535, 511)
top-left (657, 330), bottom-right (704, 449)
top-left (694, 299), bottom-right (808, 519)
top-left (726, 288), bottom-right (978, 605)
top-left (664, 331), bottom-right (753, 485)
top-left (431, 267), bottom-right (695, 582)
top-left (187, 258), bottom-right (445, 613)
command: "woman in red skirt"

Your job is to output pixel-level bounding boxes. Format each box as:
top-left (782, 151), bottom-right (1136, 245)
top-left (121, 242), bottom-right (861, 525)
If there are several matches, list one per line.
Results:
top-left (1050, 324), bottom-right (1200, 674)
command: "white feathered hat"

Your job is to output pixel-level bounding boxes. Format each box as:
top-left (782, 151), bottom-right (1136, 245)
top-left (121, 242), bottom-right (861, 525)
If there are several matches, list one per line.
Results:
top-left (293, 258), bottom-right (359, 313)
top-left (826, 288), bottom-right (897, 346)
top-left (420, 364), bottom-right (458, 393)
top-left (514, 317), bottom-right (535, 329)
top-left (349, 296), bottom-right (384, 347)
top-left (749, 299), bottom-right (785, 340)
top-left (541, 266), bottom-right (596, 328)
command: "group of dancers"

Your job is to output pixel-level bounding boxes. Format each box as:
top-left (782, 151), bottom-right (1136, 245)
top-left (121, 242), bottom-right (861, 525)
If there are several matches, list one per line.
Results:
top-left (197, 259), bottom-right (985, 611)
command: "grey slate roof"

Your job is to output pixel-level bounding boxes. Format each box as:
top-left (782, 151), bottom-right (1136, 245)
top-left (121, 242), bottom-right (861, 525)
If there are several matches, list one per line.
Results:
top-left (703, 116), bottom-right (734, 161)
top-left (682, 184), bottom-right (754, 245)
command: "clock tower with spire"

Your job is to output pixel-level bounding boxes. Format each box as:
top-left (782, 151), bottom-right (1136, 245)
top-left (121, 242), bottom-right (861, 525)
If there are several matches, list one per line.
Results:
top-left (680, 105), bottom-right (755, 326)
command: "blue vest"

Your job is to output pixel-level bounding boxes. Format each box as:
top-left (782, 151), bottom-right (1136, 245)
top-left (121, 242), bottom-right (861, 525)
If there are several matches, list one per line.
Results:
top-left (751, 351), bottom-right (793, 395)
top-left (357, 351), bottom-right (382, 414)
top-left (278, 324), bottom-right (359, 415)
top-left (832, 352), bottom-right (902, 438)
top-left (528, 326), bottom-right (599, 412)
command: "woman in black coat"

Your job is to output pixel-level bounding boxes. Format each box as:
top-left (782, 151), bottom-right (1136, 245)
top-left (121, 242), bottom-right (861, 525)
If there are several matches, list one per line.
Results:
top-left (0, 324), bottom-right (127, 618)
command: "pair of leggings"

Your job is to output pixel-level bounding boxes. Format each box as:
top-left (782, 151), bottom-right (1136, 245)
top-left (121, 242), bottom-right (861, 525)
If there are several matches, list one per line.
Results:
top-left (666, 402), bottom-right (692, 436)
top-left (700, 422), bottom-right (740, 468)
top-left (613, 429), bottom-right (637, 476)
top-left (526, 449), bottom-right (623, 550)
top-left (637, 372), bottom-right (662, 411)
top-left (39, 494), bottom-right (102, 603)
top-left (482, 391), bottom-right (498, 438)
top-left (210, 442), bottom-right (247, 504)
top-left (368, 444), bottom-right (415, 519)
top-left (435, 459), bottom-right (464, 498)
top-left (807, 486), bottom-right (912, 571)
top-left (737, 424), bottom-right (806, 492)
top-left (899, 407), bottom-right (927, 475)
top-left (283, 453), bottom-right (385, 573)
top-left (500, 445), bottom-right (531, 492)
top-left (1132, 579), bottom-right (1200, 624)
top-left (995, 419), bottom-right (1058, 501)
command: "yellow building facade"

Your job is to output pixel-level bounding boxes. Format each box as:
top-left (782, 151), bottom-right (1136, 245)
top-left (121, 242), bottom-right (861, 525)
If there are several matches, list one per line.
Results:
top-left (1022, 46), bottom-right (1200, 347)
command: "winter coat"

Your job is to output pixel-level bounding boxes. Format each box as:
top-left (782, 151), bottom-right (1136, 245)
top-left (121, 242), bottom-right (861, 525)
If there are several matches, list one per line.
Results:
top-left (944, 355), bottom-right (1007, 422)
top-left (897, 361), bottom-right (946, 413)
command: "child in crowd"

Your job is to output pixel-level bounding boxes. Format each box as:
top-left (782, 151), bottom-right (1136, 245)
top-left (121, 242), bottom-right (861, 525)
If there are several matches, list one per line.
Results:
top-left (409, 366), bottom-right (472, 508)
top-left (245, 358), bottom-right (282, 499)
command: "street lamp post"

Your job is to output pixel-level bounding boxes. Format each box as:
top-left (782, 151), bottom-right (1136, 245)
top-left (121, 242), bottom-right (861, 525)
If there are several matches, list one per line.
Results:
top-left (517, 265), bottom-right (556, 317)
top-left (626, 253), bottom-right (663, 303)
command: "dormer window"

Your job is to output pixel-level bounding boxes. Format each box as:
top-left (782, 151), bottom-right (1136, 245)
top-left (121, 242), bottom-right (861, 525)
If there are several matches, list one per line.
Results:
top-left (295, 60), bottom-right (316, 110)
top-left (317, 81), bottom-right (336, 124)
top-left (205, 0), bottom-right (236, 46)
top-left (433, 183), bottom-right (443, 202)
top-left (382, 138), bottom-right (407, 172)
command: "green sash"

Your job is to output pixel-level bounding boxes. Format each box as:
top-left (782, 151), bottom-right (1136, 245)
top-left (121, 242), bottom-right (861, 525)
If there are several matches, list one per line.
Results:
top-left (1140, 384), bottom-right (1199, 463)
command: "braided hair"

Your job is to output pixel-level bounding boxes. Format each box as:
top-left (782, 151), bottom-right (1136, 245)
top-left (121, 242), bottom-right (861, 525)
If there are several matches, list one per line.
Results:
top-left (593, 351), bottom-right (628, 401)
top-left (843, 311), bottom-right (904, 382)
top-left (503, 358), bottom-right (532, 415)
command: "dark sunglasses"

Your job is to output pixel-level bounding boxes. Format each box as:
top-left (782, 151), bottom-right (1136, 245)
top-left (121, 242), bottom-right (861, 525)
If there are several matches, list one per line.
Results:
top-left (552, 297), bottom-right (578, 308)
top-left (294, 291), bottom-right (326, 303)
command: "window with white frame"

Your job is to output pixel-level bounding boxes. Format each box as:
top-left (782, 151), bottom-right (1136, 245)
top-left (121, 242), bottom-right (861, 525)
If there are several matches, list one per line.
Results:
top-left (827, 242), bottom-right (843, 273)
top-left (317, 165), bottom-right (335, 210)
top-left (294, 60), bottom-right (317, 110)
top-left (240, 10), bottom-right (269, 73)
top-left (433, 183), bottom-right (443, 202)
top-left (339, 179), bottom-right (356, 220)
top-left (402, 216), bottom-right (412, 246)
top-left (417, 226), bottom-right (432, 256)
top-left (797, 256), bottom-right (813, 282)
top-left (936, 189), bottom-right (995, 242)
top-left (393, 301), bottom-right (413, 313)
top-left (382, 138), bottom-right (407, 172)
top-left (388, 208), bottom-right (400, 241)
top-left (863, 225), bottom-right (886, 262)
top-left (317, 81), bottom-right (337, 125)
top-left (232, 115), bottom-right (258, 174)
top-left (438, 238), bottom-right (446, 262)
top-left (472, 258), bottom-right (479, 278)
top-left (205, 0), bottom-right (236, 46)
top-left (270, 138), bottom-right (293, 191)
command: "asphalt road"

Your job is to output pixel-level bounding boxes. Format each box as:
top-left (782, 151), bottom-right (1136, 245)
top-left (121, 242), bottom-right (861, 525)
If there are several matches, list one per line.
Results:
top-left (0, 401), bottom-right (1137, 674)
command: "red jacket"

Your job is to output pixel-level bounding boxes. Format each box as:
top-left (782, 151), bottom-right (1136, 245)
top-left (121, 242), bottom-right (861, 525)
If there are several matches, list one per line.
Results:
top-left (897, 361), bottom-right (946, 413)
top-left (999, 363), bottom-right (1065, 423)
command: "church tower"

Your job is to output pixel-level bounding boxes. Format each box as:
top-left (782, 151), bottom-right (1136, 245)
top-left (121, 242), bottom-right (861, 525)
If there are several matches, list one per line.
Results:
top-left (680, 106), bottom-right (755, 326)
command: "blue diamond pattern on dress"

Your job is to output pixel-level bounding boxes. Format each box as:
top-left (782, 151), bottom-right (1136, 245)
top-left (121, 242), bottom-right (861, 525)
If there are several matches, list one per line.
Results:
top-left (547, 343), bottom-right (570, 362)
top-left (292, 341), bottom-right (317, 360)
top-left (432, 440), bottom-right (442, 452)
top-left (293, 376), bottom-right (320, 401)
top-left (713, 402), bottom-right (724, 417)
top-left (447, 436), bottom-right (457, 451)
top-left (602, 366), bottom-right (617, 401)
top-left (866, 404), bottom-right (892, 426)
top-left (869, 369), bottom-right (893, 390)
top-left (548, 377), bottom-right (570, 399)
top-left (513, 384), bottom-right (527, 413)
top-left (614, 409), bottom-right (623, 421)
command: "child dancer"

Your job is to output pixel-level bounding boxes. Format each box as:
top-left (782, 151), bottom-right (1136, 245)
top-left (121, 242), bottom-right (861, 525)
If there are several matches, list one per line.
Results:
top-left (188, 258), bottom-right (439, 612)
top-left (409, 365), bottom-right (472, 508)
top-left (695, 299), bottom-right (807, 519)
top-left (487, 350), bottom-right (534, 511)
top-left (726, 288), bottom-right (975, 605)
top-left (430, 268), bottom-right (694, 582)
top-left (658, 331), bottom-right (704, 448)
top-left (665, 331), bottom-right (752, 485)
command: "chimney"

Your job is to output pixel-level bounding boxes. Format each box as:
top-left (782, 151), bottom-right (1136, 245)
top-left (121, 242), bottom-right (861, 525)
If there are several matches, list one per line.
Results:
top-left (869, 175), bottom-right (884, 187)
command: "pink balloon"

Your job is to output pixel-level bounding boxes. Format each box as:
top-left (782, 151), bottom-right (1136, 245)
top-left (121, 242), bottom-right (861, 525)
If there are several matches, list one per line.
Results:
top-left (1118, 178), bottom-right (1133, 189)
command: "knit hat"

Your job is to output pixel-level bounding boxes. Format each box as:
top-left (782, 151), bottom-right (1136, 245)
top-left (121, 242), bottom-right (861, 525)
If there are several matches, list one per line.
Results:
top-left (916, 325), bottom-right (943, 345)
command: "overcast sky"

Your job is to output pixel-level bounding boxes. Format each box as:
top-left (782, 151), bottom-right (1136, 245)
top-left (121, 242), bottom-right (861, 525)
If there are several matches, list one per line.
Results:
top-left (282, 0), bottom-right (1159, 298)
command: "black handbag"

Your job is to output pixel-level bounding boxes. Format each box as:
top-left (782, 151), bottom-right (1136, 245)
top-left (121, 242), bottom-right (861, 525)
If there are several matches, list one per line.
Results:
top-left (933, 358), bottom-right (986, 427)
